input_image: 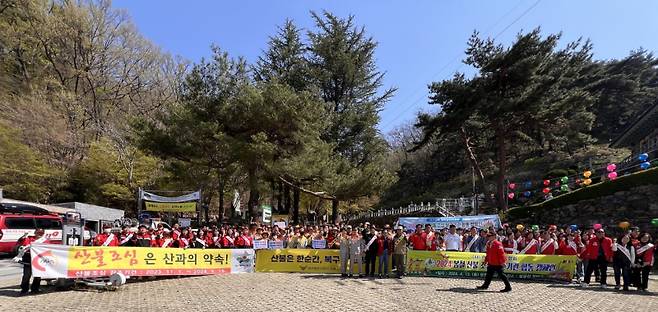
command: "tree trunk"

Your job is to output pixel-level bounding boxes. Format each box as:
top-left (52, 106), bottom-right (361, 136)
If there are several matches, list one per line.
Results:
top-left (247, 167), bottom-right (259, 220)
top-left (331, 199), bottom-right (339, 224)
top-left (218, 172), bottom-right (225, 221)
top-left (459, 127), bottom-right (497, 208)
top-left (293, 188), bottom-right (300, 224)
top-left (277, 181), bottom-right (284, 212)
top-left (284, 184), bottom-right (291, 214)
top-left (494, 123), bottom-right (508, 211)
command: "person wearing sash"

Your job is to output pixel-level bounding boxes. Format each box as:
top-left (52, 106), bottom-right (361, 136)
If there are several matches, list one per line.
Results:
top-left (519, 232), bottom-right (538, 254)
top-left (338, 228), bottom-right (351, 277)
top-left (558, 232), bottom-right (583, 282)
top-left (235, 228), bottom-right (253, 249)
top-left (363, 226), bottom-right (378, 277)
top-left (612, 233), bottom-right (634, 291)
top-left (409, 224), bottom-right (427, 251)
top-left (178, 228), bottom-right (191, 248)
top-left (463, 227), bottom-right (479, 252)
top-left (476, 230), bottom-right (512, 292)
top-left (582, 228), bottom-right (613, 287)
top-left (119, 226), bottom-right (135, 247)
top-left (159, 231), bottom-right (175, 248)
top-left (539, 231), bottom-right (558, 255)
top-left (392, 226), bottom-right (408, 279)
top-left (635, 233), bottom-right (654, 292)
top-left (16, 229), bottom-right (48, 295)
top-left (135, 225), bottom-right (154, 247)
top-left (171, 223), bottom-right (181, 241)
top-left (348, 227), bottom-right (365, 277)
top-left (629, 226), bottom-right (641, 287)
top-left (94, 225), bottom-right (119, 247)
top-left (503, 232), bottom-right (518, 254)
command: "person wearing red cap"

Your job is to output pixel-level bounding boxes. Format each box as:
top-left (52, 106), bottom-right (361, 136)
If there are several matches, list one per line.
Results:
top-left (476, 230), bottom-right (512, 292)
top-left (94, 225), bottom-right (119, 247)
top-left (582, 228), bottom-right (613, 287)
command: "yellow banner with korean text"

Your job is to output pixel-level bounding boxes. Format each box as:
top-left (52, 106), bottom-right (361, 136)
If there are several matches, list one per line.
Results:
top-left (255, 249), bottom-right (342, 273)
top-left (144, 201), bottom-right (197, 212)
top-left (30, 244), bottom-right (254, 279)
top-left (407, 251), bottom-right (577, 281)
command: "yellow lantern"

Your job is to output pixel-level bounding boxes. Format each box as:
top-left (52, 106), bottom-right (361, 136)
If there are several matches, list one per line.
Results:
top-left (516, 224), bottom-right (524, 231)
top-left (619, 221), bottom-right (630, 229)
top-left (583, 171), bottom-right (592, 178)
top-left (583, 178), bottom-right (592, 185)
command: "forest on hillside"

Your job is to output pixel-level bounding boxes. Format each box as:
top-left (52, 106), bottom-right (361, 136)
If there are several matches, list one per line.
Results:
top-left (1, 0), bottom-right (656, 221)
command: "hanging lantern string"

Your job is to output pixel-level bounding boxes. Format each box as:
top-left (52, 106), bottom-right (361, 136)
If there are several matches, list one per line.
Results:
top-left (507, 149), bottom-right (656, 195)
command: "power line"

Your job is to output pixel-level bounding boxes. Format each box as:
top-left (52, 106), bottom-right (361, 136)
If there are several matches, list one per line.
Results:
top-left (381, 0), bottom-right (543, 131)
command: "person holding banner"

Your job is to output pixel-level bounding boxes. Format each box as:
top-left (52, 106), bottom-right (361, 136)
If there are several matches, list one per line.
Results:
top-left (17, 228), bottom-right (47, 295)
top-left (582, 228), bottom-right (613, 287)
top-left (235, 228), bottom-right (253, 249)
top-left (612, 233), bottom-right (635, 291)
top-left (635, 233), bottom-right (654, 292)
top-left (94, 225), bottom-right (119, 247)
top-left (444, 224), bottom-right (462, 252)
top-left (476, 230), bottom-right (512, 293)
top-left (119, 226), bottom-right (135, 247)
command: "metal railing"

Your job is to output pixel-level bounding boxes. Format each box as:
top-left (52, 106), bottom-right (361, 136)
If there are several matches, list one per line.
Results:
top-left (347, 197), bottom-right (475, 221)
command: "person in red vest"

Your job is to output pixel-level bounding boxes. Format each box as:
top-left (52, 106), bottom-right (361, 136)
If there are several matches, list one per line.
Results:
top-left (539, 231), bottom-right (558, 255)
top-left (159, 231), bottom-right (175, 248)
top-left (635, 232), bottom-right (654, 292)
top-left (178, 228), bottom-right (191, 248)
top-left (519, 231), bottom-right (538, 254)
top-left (476, 230), bottom-right (512, 292)
top-left (94, 225), bottom-right (119, 247)
top-left (409, 224), bottom-right (427, 250)
top-left (559, 232), bottom-right (584, 282)
top-left (16, 228), bottom-right (49, 295)
top-left (582, 228), bottom-right (613, 287)
top-left (502, 232), bottom-right (518, 254)
top-left (235, 228), bottom-right (253, 248)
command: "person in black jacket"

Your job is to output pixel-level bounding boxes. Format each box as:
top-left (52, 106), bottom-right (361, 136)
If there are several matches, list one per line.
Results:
top-left (612, 233), bottom-right (635, 291)
top-left (363, 226), bottom-right (378, 277)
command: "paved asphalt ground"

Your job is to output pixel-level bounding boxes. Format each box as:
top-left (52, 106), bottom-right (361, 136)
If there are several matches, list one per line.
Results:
top-left (0, 268), bottom-right (655, 312)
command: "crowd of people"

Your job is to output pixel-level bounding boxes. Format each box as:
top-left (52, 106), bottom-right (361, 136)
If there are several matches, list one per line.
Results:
top-left (17, 220), bottom-right (655, 295)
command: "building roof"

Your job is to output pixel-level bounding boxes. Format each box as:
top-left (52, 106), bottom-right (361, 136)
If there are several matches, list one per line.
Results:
top-left (53, 202), bottom-right (124, 221)
top-left (0, 198), bottom-right (74, 215)
top-left (610, 101), bottom-right (658, 148)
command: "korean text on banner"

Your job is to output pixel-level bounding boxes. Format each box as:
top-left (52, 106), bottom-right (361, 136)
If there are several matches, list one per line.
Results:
top-left (29, 244), bottom-right (254, 278)
top-left (397, 215), bottom-right (501, 230)
top-left (253, 240), bottom-right (268, 250)
top-left (406, 250), bottom-right (576, 281)
top-left (255, 249), bottom-right (341, 273)
top-left (144, 202), bottom-right (197, 212)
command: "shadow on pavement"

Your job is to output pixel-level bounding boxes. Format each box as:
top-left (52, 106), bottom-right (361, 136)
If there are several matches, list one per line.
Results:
top-left (435, 287), bottom-right (483, 294)
top-left (546, 283), bottom-right (655, 296)
top-left (299, 274), bottom-right (431, 285)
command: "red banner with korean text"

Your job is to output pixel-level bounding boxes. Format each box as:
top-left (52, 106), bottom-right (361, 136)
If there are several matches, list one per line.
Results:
top-left (29, 244), bottom-right (254, 279)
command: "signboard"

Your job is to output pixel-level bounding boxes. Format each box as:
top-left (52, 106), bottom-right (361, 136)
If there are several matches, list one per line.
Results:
top-left (30, 244), bottom-right (254, 278)
top-left (406, 250), bottom-right (576, 281)
top-left (255, 249), bottom-right (341, 273)
top-left (311, 240), bottom-right (326, 249)
top-left (262, 205), bottom-right (272, 223)
top-left (397, 215), bottom-right (502, 230)
top-left (253, 240), bottom-right (268, 250)
top-left (178, 218), bottom-right (191, 228)
top-left (144, 202), bottom-right (196, 212)
top-left (141, 190), bottom-right (201, 203)
top-left (267, 241), bottom-right (284, 249)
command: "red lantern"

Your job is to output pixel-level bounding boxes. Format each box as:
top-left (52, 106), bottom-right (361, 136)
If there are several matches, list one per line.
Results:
top-left (542, 187), bottom-right (551, 194)
top-left (543, 180), bottom-right (550, 186)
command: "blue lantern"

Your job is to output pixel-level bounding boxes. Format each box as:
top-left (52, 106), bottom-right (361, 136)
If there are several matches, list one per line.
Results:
top-left (569, 224), bottom-right (578, 231)
top-left (638, 153), bottom-right (649, 162)
top-left (523, 191), bottom-right (531, 197)
top-left (524, 181), bottom-right (532, 188)
top-left (640, 161), bottom-right (651, 170)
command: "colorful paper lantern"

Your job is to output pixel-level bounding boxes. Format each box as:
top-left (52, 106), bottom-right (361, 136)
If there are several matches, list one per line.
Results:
top-left (651, 218), bottom-right (658, 227)
top-left (531, 225), bottom-right (539, 231)
top-left (607, 164), bottom-right (616, 172)
top-left (593, 223), bottom-right (602, 230)
top-left (560, 185), bottom-right (569, 192)
top-left (583, 178), bottom-right (592, 185)
top-left (543, 179), bottom-right (550, 186)
top-left (608, 172), bottom-right (618, 180)
top-left (542, 187), bottom-right (551, 194)
top-left (507, 193), bottom-right (515, 199)
top-left (583, 170), bottom-right (592, 178)
top-left (638, 153), bottom-right (649, 162)
top-left (560, 176), bottom-right (568, 184)
top-left (508, 183), bottom-right (516, 190)
top-left (516, 224), bottom-right (524, 231)
top-left (523, 191), bottom-right (531, 197)
top-left (640, 161), bottom-right (651, 170)
top-left (524, 181), bottom-right (532, 188)
top-left (618, 221), bottom-right (630, 229)
top-left (569, 224), bottom-right (578, 231)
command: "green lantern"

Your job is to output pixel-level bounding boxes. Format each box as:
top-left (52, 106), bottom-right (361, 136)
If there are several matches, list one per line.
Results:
top-left (560, 185), bottom-right (569, 192)
top-left (651, 218), bottom-right (658, 227)
top-left (531, 225), bottom-right (539, 231)
top-left (560, 176), bottom-right (569, 184)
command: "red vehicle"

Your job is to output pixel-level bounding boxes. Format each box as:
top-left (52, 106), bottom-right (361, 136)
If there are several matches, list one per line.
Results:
top-left (0, 204), bottom-right (63, 254)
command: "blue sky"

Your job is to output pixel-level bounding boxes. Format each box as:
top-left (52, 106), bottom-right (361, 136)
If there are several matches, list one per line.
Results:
top-left (112, 0), bottom-right (658, 134)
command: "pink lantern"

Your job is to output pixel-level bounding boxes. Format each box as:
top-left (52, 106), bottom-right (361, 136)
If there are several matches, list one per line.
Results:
top-left (507, 193), bottom-right (515, 199)
top-left (508, 183), bottom-right (516, 190)
top-left (608, 172), bottom-right (618, 180)
top-left (606, 164), bottom-right (616, 172)
top-left (593, 223), bottom-right (602, 230)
